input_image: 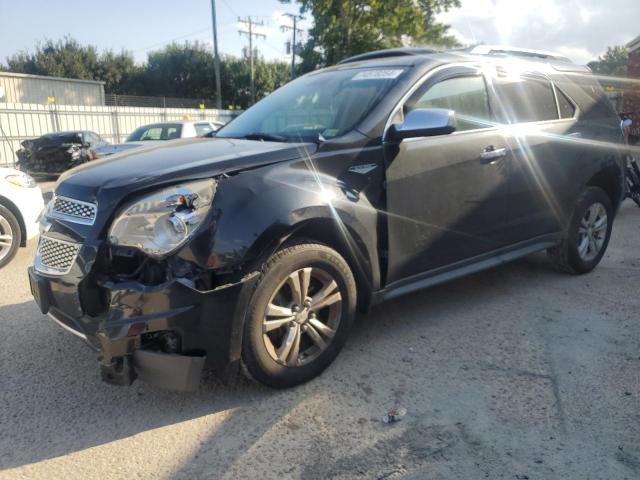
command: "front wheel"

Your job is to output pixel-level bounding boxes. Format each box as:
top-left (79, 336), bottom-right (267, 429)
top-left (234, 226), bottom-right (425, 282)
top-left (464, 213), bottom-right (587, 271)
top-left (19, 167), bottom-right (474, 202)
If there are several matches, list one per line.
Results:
top-left (0, 205), bottom-right (21, 269)
top-left (241, 242), bottom-right (357, 388)
top-left (548, 187), bottom-right (613, 274)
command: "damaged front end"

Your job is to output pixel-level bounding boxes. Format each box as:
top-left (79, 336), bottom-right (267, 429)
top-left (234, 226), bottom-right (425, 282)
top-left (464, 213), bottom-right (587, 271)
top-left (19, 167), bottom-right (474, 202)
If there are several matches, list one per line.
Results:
top-left (29, 176), bottom-right (259, 391)
top-left (17, 132), bottom-right (89, 176)
top-left (29, 237), bottom-right (258, 391)
top-left (92, 244), bottom-right (258, 390)
top-left (93, 247), bottom-right (255, 390)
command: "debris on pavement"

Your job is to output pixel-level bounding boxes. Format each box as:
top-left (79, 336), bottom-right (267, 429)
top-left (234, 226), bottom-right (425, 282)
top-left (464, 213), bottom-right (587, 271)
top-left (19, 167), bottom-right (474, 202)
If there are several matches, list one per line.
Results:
top-left (382, 406), bottom-right (407, 424)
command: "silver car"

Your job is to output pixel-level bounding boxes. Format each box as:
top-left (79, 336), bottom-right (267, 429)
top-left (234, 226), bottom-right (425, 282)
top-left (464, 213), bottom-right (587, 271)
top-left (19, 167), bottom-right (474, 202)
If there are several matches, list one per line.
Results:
top-left (90, 120), bottom-right (224, 159)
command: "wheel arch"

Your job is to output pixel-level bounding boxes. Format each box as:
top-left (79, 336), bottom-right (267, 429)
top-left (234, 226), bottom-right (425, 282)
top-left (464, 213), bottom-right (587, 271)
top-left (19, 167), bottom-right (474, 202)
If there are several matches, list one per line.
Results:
top-left (245, 216), bottom-right (378, 314)
top-left (0, 194), bottom-right (26, 247)
top-left (585, 164), bottom-right (624, 212)
top-left (222, 214), bottom-right (379, 375)
top-left (286, 217), bottom-right (378, 312)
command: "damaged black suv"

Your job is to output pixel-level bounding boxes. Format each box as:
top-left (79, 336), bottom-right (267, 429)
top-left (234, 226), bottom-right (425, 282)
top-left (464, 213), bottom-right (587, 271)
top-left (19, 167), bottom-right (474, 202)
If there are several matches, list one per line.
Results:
top-left (29, 50), bottom-right (625, 391)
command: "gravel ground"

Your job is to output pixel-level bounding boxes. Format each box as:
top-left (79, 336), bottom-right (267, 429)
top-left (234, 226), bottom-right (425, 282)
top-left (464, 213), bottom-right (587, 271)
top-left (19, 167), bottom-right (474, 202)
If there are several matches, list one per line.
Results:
top-left (0, 189), bottom-right (639, 479)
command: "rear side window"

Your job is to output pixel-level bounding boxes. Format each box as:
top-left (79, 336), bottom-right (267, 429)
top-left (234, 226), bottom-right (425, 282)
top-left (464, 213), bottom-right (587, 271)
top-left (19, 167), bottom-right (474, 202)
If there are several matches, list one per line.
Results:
top-left (492, 75), bottom-right (559, 123)
top-left (410, 75), bottom-right (493, 131)
top-left (556, 88), bottom-right (576, 119)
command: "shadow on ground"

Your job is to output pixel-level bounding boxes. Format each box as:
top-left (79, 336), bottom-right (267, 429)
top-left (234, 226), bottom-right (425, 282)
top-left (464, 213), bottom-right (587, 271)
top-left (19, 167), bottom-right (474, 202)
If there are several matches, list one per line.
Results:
top-left (0, 254), bottom-right (552, 471)
top-left (1, 207), bottom-right (639, 479)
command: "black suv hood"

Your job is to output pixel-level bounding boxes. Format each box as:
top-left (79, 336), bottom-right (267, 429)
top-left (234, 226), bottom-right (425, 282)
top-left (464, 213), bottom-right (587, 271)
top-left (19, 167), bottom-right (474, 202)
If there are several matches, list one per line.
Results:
top-left (56, 137), bottom-right (316, 208)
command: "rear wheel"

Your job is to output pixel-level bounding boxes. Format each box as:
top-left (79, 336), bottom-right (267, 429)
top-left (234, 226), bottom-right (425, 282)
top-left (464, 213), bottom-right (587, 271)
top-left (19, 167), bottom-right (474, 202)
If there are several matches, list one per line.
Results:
top-left (548, 187), bottom-right (613, 274)
top-left (241, 242), bottom-right (356, 388)
top-left (0, 205), bottom-right (21, 269)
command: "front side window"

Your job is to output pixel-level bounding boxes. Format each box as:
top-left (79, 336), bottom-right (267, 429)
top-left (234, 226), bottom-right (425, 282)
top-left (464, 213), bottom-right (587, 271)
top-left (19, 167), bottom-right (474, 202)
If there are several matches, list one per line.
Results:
top-left (491, 74), bottom-right (559, 123)
top-left (216, 68), bottom-right (405, 142)
top-left (408, 75), bottom-right (493, 131)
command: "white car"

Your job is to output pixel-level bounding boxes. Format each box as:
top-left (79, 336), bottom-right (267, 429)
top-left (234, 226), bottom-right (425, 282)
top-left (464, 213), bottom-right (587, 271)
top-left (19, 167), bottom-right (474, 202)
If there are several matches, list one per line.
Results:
top-left (90, 120), bottom-right (225, 159)
top-left (0, 168), bottom-right (44, 268)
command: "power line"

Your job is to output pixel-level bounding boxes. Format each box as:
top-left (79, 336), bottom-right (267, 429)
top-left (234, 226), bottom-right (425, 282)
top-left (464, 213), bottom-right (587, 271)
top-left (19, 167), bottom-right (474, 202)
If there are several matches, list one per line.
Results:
top-left (132, 27), bottom-right (211, 53)
top-left (219, 0), bottom-right (239, 17)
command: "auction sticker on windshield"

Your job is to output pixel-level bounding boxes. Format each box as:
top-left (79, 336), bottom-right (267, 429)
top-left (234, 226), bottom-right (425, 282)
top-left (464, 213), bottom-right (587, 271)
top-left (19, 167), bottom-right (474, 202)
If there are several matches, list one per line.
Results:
top-left (352, 69), bottom-right (404, 81)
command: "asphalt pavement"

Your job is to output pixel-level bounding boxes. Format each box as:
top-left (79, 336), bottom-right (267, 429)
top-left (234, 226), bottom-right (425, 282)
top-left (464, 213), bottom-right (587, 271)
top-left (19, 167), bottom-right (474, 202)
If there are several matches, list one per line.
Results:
top-left (0, 191), bottom-right (639, 479)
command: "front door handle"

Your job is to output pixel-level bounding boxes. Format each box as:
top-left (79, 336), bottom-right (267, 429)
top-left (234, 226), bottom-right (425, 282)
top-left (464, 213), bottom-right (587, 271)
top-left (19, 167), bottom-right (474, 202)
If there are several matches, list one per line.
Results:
top-left (480, 146), bottom-right (507, 164)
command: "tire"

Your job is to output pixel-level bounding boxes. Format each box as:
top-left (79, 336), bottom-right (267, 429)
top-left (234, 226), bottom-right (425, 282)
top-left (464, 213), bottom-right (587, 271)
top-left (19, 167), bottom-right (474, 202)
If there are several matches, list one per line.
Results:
top-left (0, 205), bottom-right (22, 269)
top-left (241, 241), bottom-right (357, 388)
top-left (547, 187), bottom-right (613, 274)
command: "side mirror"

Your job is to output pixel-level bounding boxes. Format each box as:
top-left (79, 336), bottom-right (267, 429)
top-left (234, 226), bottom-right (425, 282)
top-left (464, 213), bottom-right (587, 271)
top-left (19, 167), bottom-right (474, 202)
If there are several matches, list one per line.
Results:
top-left (388, 108), bottom-right (456, 141)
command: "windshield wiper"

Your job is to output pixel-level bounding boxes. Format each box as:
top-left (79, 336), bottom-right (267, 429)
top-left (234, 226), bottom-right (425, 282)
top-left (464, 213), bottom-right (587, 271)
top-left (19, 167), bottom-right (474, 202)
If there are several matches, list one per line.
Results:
top-left (242, 133), bottom-right (289, 142)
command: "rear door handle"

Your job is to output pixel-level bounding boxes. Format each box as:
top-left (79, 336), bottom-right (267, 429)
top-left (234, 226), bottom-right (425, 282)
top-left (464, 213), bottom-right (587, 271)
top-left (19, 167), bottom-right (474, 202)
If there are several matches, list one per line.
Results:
top-left (480, 146), bottom-right (507, 164)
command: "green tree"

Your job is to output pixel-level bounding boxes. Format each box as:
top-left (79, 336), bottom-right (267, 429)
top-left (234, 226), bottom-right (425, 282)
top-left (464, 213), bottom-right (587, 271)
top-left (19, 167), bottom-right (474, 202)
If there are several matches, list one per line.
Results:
top-left (5, 37), bottom-right (100, 80)
top-left (142, 41), bottom-right (216, 99)
top-left (140, 43), bottom-right (289, 108)
top-left (94, 50), bottom-right (142, 94)
top-left (220, 51), bottom-right (291, 108)
top-left (3, 37), bottom-right (291, 108)
top-left (588, 46), bottom-right (629, 77)
top-left (280, 0), bottom-right (461, 69)
top-left (4, 37), bottom-right (140, 93)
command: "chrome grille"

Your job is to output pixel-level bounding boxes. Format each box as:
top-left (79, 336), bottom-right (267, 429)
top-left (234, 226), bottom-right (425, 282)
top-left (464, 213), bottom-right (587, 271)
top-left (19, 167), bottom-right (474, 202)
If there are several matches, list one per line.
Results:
top-left (50, 196), bottom-right (97, 225)
top-left (36, 237), bottom-right (80, 275)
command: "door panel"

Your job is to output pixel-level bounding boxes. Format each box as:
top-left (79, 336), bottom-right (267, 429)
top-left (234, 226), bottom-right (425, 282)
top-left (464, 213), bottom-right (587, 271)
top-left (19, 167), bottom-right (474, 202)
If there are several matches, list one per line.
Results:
top-left (384, 129), bottom-right (512, 283)
top-left (500, 120), bottom-right (579, 243)
top-left (487, 72), bottom-right (581, 243)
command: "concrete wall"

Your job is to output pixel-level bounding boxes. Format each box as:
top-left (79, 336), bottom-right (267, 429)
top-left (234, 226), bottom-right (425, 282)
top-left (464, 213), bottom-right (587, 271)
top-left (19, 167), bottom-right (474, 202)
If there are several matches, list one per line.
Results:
top-left (0, 102), bottom-right (238, 166)
top-left (0, 72), bottom-right (105, 106)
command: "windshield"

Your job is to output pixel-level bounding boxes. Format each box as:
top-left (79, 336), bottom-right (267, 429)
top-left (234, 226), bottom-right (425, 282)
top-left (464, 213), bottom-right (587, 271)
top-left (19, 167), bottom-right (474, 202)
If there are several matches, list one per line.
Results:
top-left (126, 124), bottom-right (182, 142)
top-left (216, 68), bottom-right (405, 142)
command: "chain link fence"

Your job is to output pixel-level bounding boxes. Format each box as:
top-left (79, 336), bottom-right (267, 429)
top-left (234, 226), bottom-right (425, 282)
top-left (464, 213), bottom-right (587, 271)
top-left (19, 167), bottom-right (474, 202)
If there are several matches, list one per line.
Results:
top-left (104, 94), bottom-right (224, 109)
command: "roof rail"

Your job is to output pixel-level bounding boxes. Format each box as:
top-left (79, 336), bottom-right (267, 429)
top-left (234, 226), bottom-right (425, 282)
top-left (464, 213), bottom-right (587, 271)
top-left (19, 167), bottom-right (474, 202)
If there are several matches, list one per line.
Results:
top-left (337, 47), bottom-right (438, 65)
top-left (469, 45), bottom-right (573, 63)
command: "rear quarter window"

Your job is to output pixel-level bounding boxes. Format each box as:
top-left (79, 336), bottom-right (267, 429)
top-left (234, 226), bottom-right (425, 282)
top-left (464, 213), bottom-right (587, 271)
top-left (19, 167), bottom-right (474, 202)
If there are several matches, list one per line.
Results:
top-left (194, 123), bottom-right (215, 136)
top-left (492, 74), bottom-right (559, 123)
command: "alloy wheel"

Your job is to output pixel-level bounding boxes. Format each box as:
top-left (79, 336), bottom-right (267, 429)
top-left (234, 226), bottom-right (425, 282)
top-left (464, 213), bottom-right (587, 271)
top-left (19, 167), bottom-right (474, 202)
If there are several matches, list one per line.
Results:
top-left (0, 214), bottom-right (14, 262)
top-left (262, 267), bottom-right (342, 367)
top-left (577, 202), bottom-right (608, 262)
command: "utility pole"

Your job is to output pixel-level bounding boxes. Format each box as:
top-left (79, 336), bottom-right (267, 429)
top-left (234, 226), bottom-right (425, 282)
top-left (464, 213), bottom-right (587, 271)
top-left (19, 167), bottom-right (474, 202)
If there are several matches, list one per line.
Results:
top-left (210, 0), bottom-right (222, 109)
top-left (238, 17), bottom-right (265, 105)
top-left (281, 13), bottom-right (304, 80)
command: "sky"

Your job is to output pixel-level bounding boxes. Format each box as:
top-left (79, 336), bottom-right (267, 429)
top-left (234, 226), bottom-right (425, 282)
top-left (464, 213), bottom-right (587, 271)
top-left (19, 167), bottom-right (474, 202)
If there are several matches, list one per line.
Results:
top-left (0, 0), bottom-right (639, 66)
top-left (440, 0), bottom-right (639, 64)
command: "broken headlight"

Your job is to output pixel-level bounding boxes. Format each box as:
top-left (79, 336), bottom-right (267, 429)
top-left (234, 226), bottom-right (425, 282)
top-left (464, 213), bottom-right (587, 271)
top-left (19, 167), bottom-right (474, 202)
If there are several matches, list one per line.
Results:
top-left (108, 179), bottom-right (216, 258)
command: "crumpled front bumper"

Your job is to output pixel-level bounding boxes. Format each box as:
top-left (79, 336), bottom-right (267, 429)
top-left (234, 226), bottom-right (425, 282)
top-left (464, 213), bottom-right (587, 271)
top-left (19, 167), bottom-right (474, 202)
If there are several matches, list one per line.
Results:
top-left (28, 266), bottom-right (258, 391)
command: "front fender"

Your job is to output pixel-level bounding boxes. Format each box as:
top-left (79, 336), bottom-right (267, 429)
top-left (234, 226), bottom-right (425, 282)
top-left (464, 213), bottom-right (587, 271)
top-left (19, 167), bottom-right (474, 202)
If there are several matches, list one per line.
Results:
top-left (179, 157), bottom-right (382, 293)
